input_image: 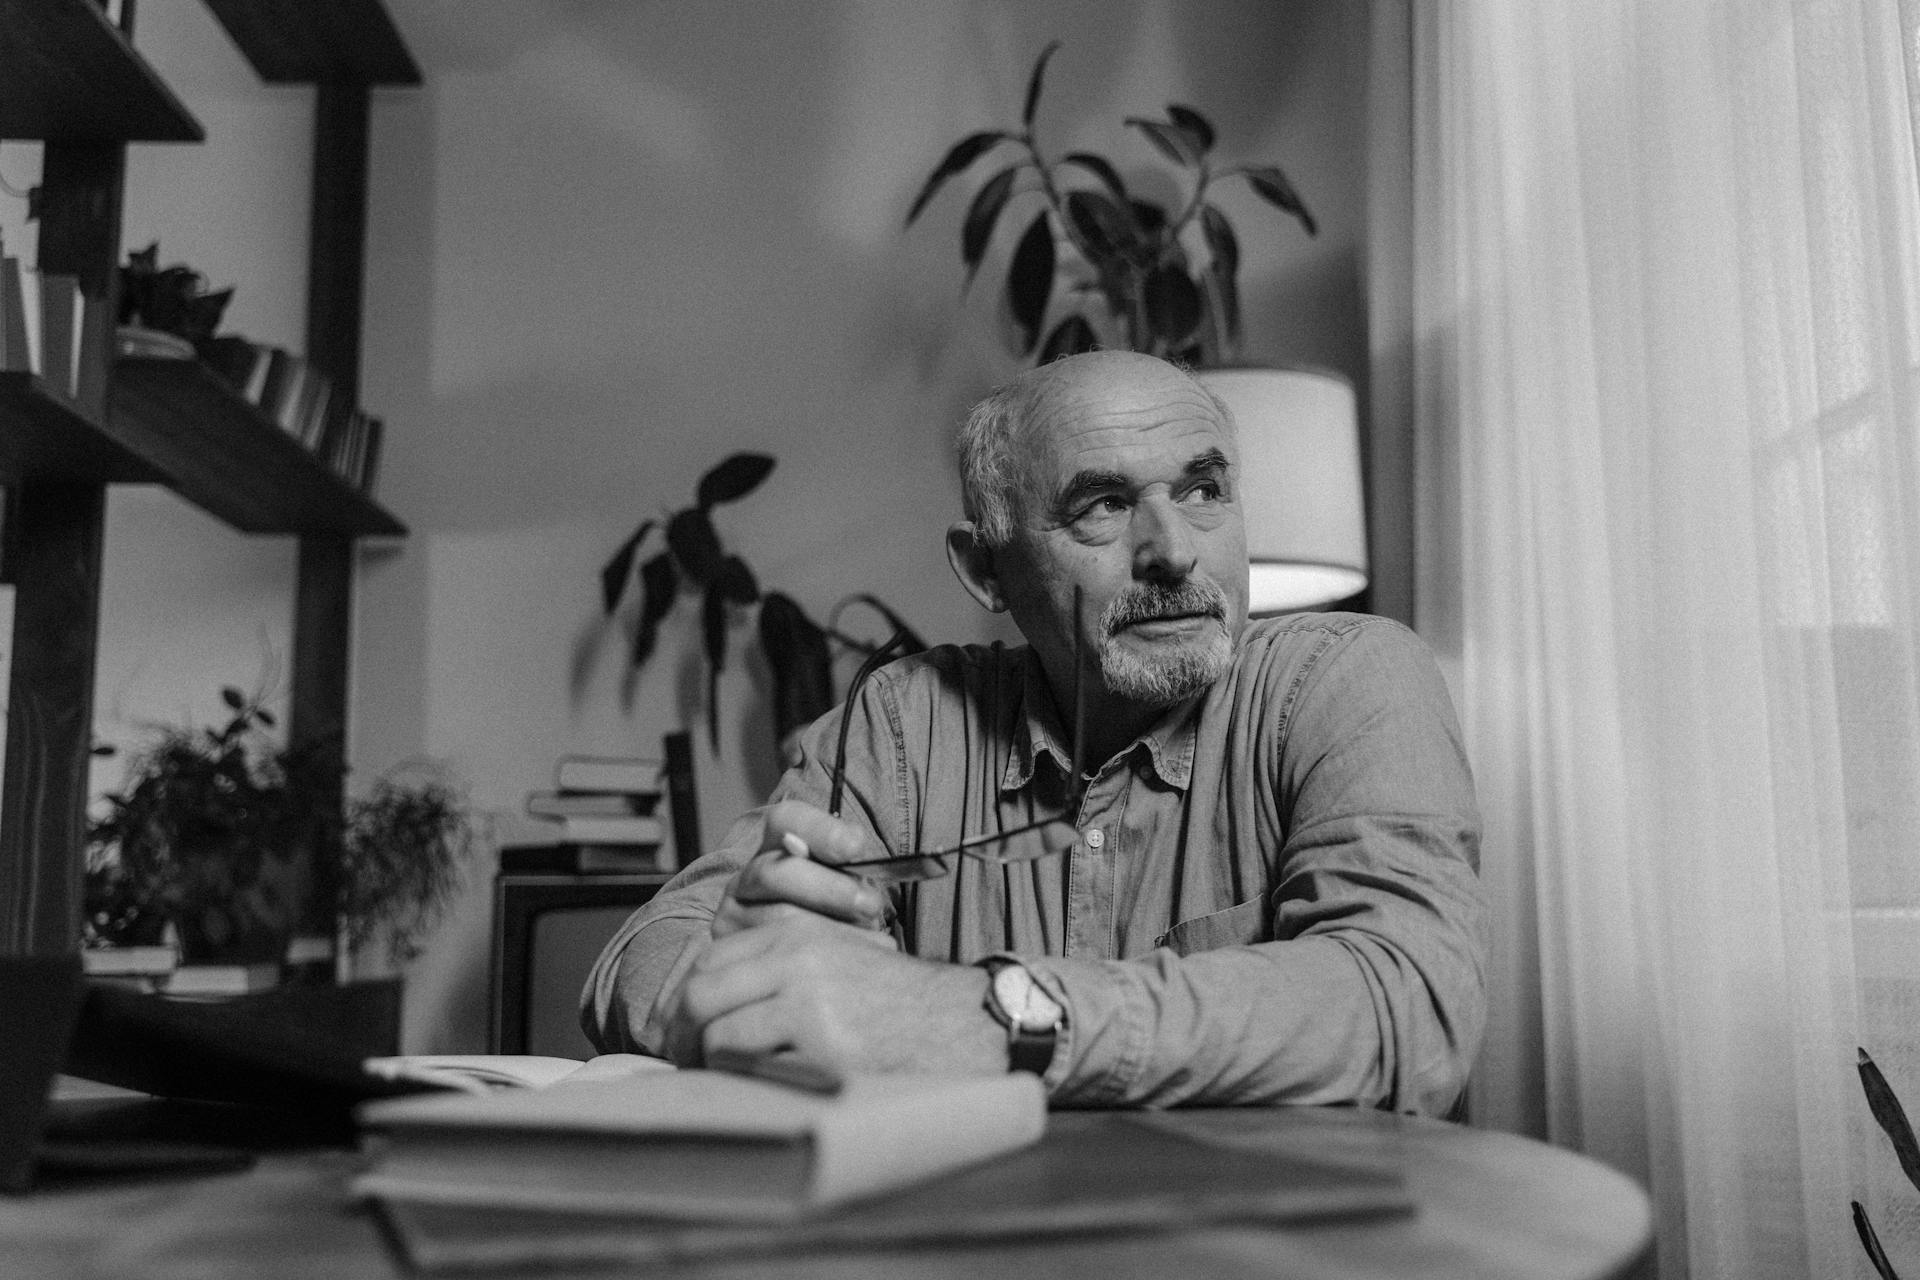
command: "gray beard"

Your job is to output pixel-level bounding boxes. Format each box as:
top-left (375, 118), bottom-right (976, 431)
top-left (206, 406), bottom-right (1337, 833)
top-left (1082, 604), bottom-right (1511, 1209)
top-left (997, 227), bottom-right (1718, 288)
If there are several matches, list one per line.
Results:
top-left (1097, 580), bottom-right (1234, 706)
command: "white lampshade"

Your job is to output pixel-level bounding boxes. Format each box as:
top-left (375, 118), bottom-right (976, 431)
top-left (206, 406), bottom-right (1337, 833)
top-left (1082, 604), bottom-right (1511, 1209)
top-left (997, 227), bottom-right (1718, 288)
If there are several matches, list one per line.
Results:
top-left (1199, 367), bottom-right (1368, 614)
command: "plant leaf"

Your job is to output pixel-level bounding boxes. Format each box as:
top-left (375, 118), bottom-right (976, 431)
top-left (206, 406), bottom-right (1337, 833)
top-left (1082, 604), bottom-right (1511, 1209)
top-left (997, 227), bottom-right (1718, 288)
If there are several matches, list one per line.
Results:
top-left (1006, 211), bottom-right (1056, 356)
top-left (1860, 1047), bottom-right (1920, 1194)
top-left (1201, 204), bottom-right (1242, 350)
top-left (1200, 203), bottom-right (1240, 280)
top-left (696, 453), bottom-right (775, 508)
top-left (1038, 314), bottom-right (1099, 364)
top-left (1063, 189), bottom-right (1138, 264)
top-left (630, 550), bottom-right (678, 670)
top-left (1852, 1202), bottom-right (1901, 1280)
top-left (758, 591), bottom-right (837, 744)
top-left (1022, 41), bottom-right (1062, 129)
top-left (1059, 152), bottom-right (1128, 203)
top-left (599, 519), bottom-right (655, 614)
top-left (1143, 265), bottom-right (1203, 351)
top-left (1121, 197), bottom-right (1167, 242)
top-left (714, 554), bottom-right (760, 605)
top-left (1166, 104), bottom-right (1216, 155)
top-left (905, 130), bottom-right (1012, 227)
top-left (1126, 116), bottom-right (1199, 167)
top-left (961, 165), bottom-right (1020, 283)
top-left (667, 507), bottom-right (724, 584)
top-left (637, 551), bottom-right (679, 625)
top-left (1242, 165), bottom-right (1319, 236)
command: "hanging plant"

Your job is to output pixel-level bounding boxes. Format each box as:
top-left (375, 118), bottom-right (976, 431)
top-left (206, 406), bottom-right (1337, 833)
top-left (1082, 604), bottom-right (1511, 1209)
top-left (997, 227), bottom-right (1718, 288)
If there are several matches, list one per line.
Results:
top-left (906, 40), bottom-right (1317, 366)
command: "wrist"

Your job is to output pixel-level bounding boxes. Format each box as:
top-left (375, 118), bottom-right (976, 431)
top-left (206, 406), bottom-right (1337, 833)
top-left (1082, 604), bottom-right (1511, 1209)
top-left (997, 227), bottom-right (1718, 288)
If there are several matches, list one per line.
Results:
top-left (977, 957), bottom-right (1063, 1076)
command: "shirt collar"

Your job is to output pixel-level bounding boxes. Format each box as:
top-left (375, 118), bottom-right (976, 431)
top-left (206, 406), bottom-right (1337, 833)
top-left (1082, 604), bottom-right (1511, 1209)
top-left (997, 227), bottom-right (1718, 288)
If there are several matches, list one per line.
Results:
top-left (1003, 648), bottom-right (1201, 794)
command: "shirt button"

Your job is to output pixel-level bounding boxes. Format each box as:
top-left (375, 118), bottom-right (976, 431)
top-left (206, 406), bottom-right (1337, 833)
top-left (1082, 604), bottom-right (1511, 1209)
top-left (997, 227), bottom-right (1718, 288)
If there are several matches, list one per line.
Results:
top-left (1084, 828), bottom-right (1105, 849)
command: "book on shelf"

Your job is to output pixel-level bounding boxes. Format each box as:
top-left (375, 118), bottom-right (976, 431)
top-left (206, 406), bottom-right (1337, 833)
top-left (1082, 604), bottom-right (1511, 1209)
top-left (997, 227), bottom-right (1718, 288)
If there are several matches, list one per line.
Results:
top-left (258, 345), bottom-right (303, 427)
top-left (0, 254), bottom-right (31, 374)
top-left (352, 1069), bottom-right (1047, 1223)
top-left (498, 841), bottom-right (670, 876)
top-left (80, 944), bottom-right (178, 979)
top-left (525, 788), bottom-right (661, 819)
top-left (357, 414), bottom-right (385, 494)
top-left (75, 286), bottom-right (110, 406)
top-left (554, 754), bottom-right (664, 795)
top-left (552, 812), bottom-right (665, 846)
top-left (201, 334), bottom-right (274, 404)
top-left (161, 961), bottom-right (283, 996)
top-left (295, 369), bottom-right (334, 449)
top-left (36, 271), bottom-right (80, 400)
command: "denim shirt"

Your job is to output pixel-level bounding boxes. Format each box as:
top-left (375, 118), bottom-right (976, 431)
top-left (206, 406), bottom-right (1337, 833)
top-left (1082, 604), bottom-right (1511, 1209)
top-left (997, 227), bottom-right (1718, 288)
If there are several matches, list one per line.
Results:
top-left (581, 612), bottom-right (1486, 1114)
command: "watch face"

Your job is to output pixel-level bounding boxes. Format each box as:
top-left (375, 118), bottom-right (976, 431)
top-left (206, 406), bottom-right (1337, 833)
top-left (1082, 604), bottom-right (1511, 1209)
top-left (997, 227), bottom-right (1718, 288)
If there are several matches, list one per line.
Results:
top-left (992, 963), bottom-right (1062, 1032)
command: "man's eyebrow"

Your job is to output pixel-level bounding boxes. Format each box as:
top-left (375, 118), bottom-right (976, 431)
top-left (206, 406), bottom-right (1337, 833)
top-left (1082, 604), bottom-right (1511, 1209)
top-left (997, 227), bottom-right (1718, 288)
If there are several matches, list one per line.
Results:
top-left (1186, 448), bottom-right (1231, 476)
top-left (1056, 468), bottom-right (1129, 510)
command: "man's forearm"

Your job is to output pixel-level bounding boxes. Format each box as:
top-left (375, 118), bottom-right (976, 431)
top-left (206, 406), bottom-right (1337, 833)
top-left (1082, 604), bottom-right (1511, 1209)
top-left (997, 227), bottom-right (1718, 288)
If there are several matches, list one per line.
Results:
top-left (581, 913), bottom-right (711, 1057)
top-left (1023, 932), bottom-right (1482, 1114)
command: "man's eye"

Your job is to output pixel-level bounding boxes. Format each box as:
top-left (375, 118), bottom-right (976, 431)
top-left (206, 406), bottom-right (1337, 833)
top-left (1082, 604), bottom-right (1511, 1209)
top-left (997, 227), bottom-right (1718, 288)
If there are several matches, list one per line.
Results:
top-left (1183, 481), bottom-right (1223, 502)
top-left (1074, 495), bottom-right (1127, 520)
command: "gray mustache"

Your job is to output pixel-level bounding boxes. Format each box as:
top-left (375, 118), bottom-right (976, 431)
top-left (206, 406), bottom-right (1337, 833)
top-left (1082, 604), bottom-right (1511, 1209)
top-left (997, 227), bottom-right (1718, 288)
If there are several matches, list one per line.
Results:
top-left (1102, 580), bottom-right (1228, 633)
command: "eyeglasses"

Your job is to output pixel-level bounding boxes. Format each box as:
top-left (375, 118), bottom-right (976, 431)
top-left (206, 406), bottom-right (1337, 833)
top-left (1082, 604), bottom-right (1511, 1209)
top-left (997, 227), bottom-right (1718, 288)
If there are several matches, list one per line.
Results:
top-left (823, 588), bottom-right (1087, 885)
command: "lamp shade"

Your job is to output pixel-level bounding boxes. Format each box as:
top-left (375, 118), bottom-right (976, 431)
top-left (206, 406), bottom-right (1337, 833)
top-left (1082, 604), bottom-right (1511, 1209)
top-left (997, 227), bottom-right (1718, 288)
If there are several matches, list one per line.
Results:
top-left (1199, 367), bottom-right (1368, 614)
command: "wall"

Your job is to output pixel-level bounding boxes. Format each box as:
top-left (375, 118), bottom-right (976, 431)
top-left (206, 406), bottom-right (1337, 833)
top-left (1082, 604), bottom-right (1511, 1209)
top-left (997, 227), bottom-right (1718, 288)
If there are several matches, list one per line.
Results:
top-left (18, 0), bottom-right (1373, 1051)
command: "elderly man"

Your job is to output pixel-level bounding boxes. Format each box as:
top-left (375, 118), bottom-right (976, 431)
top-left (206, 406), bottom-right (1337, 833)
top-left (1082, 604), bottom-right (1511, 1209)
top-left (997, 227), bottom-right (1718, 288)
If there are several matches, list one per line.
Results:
top-left (582, 350), bottom-right (1485, 1113)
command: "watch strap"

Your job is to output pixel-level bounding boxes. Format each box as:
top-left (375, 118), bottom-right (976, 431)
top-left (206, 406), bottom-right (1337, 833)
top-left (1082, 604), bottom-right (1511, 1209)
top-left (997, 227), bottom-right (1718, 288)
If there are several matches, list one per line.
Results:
top-left (979, 958), bottom-right (1059, 1076)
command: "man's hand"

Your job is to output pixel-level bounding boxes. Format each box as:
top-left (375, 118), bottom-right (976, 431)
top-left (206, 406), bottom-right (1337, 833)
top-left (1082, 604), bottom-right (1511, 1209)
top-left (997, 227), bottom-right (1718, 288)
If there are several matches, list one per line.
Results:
top-left (671, 911), bottom-right (1007, 1080)
top-left (712, 800), bottom-right (892, 940)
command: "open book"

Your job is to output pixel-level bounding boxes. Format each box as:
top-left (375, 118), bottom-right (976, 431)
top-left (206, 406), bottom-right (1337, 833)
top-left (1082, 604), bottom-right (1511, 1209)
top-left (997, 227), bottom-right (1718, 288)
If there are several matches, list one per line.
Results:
top-left (360, 1053), bottom-right (672, 1095)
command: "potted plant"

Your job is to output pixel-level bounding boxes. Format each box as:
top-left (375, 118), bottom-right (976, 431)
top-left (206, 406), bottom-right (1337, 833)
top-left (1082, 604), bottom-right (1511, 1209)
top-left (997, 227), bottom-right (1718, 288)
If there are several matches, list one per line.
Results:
top-left (116, 241), bottom-right (234, 358)
top-left (339, 768), bottom-right (473, 968)
top-left (906, 40), bottom-right (1317, 367)
top-left (595, 453), bottom-right (924, 757)
top-left (85, 688), bottom-right (472, 970)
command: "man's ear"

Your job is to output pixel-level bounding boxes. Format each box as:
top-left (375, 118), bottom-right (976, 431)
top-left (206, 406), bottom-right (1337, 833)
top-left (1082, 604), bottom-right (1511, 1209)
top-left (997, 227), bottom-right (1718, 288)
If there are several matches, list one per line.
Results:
top-left (946, 522), bottom-right (1007, 613)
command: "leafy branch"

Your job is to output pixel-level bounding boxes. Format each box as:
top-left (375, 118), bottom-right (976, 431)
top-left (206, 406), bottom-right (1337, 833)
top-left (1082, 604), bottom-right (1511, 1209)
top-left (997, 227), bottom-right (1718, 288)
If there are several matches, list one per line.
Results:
top-left (1856, 1047), bottom-right (1920, 1279)
top-left (905, 40), bottom-right (1317, 365)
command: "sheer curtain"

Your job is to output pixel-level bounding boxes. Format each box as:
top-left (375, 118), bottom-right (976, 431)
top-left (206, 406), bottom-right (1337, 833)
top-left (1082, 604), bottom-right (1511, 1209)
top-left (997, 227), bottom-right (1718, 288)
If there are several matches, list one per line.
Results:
top-left (1406, 1), bottom-right (1920, 1276)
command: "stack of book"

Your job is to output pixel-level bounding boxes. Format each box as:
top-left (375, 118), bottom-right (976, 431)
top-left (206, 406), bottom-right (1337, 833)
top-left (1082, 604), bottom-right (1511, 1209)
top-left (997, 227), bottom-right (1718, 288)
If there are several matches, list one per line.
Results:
top-left (0, 234), bottom-right (110, 405)
top-left (200, 335), bottom-right (385, 496)
top-left (501, 754), bottom-right (672, 875)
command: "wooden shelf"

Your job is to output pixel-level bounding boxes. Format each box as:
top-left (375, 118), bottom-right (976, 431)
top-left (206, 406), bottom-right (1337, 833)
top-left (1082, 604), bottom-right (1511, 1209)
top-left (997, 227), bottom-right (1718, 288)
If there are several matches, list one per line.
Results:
top-left (108, 357), bottom-right (405, 537)
top-left (0, 372), bottom-right (162, 485)
top-left (202, 0), bottom-right (420, 86)
top-left (0, 0), bottom-right (202, 142)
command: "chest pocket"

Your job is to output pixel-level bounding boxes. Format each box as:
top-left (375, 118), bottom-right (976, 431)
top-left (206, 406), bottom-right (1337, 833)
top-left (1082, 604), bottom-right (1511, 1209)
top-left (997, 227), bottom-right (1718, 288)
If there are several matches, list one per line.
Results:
top-left (1155, 897), bottom-right (1270, 957)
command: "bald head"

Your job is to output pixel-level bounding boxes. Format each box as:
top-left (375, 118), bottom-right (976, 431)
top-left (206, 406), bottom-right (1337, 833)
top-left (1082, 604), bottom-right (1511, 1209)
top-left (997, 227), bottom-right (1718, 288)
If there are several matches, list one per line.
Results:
top-left (956, 352), bottom-right (1237, 548)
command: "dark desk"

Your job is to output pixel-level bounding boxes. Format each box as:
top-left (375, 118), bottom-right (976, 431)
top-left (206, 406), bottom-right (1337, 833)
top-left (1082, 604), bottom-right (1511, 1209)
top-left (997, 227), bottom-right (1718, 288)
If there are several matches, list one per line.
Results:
top-left (2, 1098), bottom-right (1650, 1280)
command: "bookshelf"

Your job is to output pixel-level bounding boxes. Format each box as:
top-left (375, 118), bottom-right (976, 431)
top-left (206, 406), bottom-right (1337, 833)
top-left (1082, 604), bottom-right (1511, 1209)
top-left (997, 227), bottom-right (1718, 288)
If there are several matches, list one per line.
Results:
top-left (0, 0), bottom-right (418, 957)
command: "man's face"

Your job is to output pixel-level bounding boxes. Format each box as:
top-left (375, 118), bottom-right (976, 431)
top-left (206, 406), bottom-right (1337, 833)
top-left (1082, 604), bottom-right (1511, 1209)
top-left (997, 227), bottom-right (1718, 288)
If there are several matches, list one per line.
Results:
top-left (993, 354), bottom-right (1250, 722)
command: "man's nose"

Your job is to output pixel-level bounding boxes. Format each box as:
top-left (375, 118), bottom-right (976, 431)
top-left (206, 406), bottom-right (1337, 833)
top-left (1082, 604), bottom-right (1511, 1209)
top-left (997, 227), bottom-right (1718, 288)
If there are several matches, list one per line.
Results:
top-left (1131, 495), bottom-right (1198, 580)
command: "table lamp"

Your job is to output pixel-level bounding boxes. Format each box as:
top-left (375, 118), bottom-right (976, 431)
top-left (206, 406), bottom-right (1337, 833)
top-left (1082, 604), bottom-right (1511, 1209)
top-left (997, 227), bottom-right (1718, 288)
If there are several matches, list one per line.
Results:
top-left (1198, 367), bottom-right (1368, 614)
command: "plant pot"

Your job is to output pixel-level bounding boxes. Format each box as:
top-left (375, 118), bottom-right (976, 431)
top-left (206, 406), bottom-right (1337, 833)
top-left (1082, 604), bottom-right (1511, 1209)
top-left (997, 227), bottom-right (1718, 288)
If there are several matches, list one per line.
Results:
top-left (172, 903), bottom-right (289, 965)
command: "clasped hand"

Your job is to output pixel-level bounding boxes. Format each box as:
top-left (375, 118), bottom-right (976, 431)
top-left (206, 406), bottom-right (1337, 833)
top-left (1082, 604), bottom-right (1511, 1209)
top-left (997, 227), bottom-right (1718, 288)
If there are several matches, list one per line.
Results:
top-left (666, 801), bottom-right (1001, 1079)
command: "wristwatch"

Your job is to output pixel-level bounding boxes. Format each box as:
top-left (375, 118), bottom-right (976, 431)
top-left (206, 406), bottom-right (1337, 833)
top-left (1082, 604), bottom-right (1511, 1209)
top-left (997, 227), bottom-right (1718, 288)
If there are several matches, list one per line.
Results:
top-left (978, 958), bottom-right (1063, 1076)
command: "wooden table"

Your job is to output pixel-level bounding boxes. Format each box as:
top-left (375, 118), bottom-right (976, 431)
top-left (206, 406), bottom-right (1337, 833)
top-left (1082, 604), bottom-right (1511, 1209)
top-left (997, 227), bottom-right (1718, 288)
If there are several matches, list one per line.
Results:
top-left (1, 1099), bottom-right (1651, 1280)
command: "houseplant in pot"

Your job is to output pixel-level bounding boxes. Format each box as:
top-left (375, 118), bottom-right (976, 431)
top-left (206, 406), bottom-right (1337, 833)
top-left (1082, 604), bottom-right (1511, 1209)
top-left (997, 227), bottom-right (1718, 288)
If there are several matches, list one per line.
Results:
top-left (86, 687), bottom-right (473, 971)
top-left (905, 40), bottom-right (1317, 367)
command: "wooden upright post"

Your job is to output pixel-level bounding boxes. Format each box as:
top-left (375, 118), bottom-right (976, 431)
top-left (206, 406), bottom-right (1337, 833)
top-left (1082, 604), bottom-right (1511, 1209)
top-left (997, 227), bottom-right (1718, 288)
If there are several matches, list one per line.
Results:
top-left (289, 82), bottom-right (372, 948)
top-left (0, 140), bottom-right (124, 956)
